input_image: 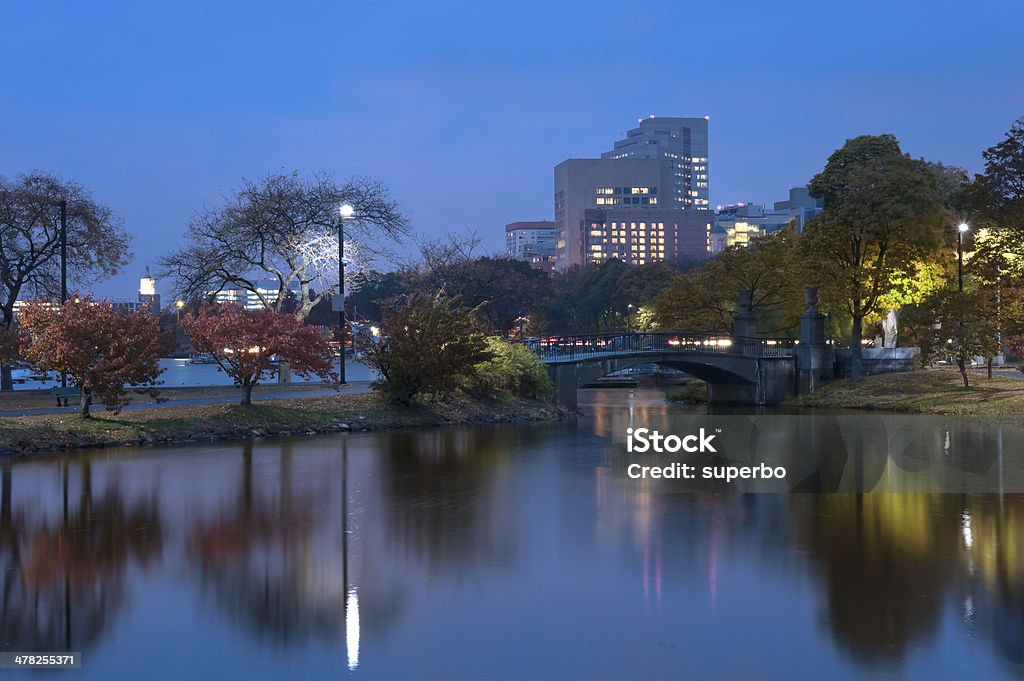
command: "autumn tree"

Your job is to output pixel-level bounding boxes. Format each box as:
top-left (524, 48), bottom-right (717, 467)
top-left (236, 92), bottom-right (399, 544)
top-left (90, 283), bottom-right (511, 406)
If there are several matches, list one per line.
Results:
top-left (18, 296), bottom-right (171, 417)
top-left (654, 228), bottom-right (803, 334)
top-left (801, 135), bottom-right (945, 381)
top-left (0, 172), bottom-right (132, 390)
top-left (160, 172), bottom-right (410, 321)
top-left (181, 304), bottom-right (338, 405)
top-left (356, 292), bottom-right (492, 405)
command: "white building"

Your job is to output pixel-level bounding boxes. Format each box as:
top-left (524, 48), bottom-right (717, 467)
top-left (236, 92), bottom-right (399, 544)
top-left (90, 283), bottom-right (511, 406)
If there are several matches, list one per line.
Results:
top-left (505, 221), bottom-right (556, 271)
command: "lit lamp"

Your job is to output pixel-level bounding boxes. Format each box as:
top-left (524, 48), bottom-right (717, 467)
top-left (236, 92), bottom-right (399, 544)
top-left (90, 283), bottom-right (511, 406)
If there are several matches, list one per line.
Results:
top-left (337, 203), bottom-right (355, 384)
top-left (957, 223), bottom-right (969, 293)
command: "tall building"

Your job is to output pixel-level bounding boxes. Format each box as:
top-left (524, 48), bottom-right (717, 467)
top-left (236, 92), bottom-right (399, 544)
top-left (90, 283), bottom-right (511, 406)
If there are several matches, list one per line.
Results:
top-left (505, 221), bottom-right (557, 271)
top-left (602, 116), bottom-right (710, 210)
top-left (554, 158), bottom-right (675, 267)
top-left (711, 188), bottom-right (822, 253)
top-left (582, 208), bottom-right (712, 265)
top-left (553, 115), bottom-right (710, 269)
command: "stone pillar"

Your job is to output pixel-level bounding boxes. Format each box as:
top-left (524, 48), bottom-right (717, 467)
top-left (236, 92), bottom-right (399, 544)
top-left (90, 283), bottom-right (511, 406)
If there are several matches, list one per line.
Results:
top-left (732, 289), bottom-right (757, 339)
top-left (550, 364), bottom-right (579, 411)
top-left (796, 287), bottom-right (833, 393)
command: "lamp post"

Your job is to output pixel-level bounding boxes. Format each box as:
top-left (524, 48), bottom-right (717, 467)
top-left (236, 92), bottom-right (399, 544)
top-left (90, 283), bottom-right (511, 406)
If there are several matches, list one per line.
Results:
top-left (627, 304), bottom-right (635, 333)
top-left (337, 203), bottom-right (355, 385)
top-left (59, 200), bottom-right (68, 388)
top-left (957, 223), bottom-right (969, 292)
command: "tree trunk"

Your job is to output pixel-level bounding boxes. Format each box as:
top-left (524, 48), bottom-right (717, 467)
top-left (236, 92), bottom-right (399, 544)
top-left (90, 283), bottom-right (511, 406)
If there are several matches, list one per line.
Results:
top-left (987, 356), bottom-right (994, 380)
top-left (278, 360), bottom-right (292, 384)
top-left (883, 309), bottom-right (899, 348)
top-left (80, 388), bottom-right (92, 418)
top-left (0, 363), bottom-right (11, 391)
top-left (957, 352), bottom-right (969, 388)
top-left (849, 315), bottom-right (863, 383)
top-left (241, 382), bottom-right (254, 406)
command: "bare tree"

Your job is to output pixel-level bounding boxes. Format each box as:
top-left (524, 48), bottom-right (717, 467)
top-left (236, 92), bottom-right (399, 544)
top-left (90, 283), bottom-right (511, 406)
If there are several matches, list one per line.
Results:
top-left (0, 172), bottom-right (132, 390)
top-left (159, 172), bottom-right (410, 321)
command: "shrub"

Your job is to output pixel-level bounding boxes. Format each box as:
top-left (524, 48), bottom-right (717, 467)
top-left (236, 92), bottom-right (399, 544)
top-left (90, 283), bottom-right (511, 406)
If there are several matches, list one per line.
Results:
top-left (469, 337), bottom-right (552, 399)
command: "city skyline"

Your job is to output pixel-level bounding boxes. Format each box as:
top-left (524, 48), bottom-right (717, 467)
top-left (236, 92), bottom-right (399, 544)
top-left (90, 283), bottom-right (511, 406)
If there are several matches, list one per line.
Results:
top-left (2, 0), bottom-right (1022, 298)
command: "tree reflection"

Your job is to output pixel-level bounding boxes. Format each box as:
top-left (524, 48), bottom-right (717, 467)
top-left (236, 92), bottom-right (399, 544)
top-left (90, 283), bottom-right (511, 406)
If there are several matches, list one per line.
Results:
top-left (796, 494), bottom-right (959, 666)
top-left (378, 428), bottom-right (516, 574)
top-left (186, 442), bottom-right (345, 646)
top-left (0, 459), bottom-right (163, 652)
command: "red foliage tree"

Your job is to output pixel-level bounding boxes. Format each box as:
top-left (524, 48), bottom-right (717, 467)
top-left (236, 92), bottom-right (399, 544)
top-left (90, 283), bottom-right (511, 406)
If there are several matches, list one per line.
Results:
top-left (0, 324), bottom-right (23, 367)
top-left (181, 303), bottom-right (338, 405)
top-left (18, 295), bottom-right (172, 417)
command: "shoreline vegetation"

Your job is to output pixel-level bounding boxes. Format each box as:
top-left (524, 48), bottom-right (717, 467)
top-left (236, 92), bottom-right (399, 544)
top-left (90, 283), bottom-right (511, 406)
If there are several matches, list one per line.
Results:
top-left (0, 391), bottom-right (574, 456)
top-left (785, 365), bottom-right (1024, 420)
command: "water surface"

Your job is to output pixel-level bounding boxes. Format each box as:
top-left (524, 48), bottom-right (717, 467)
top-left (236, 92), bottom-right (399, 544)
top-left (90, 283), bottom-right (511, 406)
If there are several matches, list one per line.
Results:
top-left (2, 388), bottom-right (1022, 679)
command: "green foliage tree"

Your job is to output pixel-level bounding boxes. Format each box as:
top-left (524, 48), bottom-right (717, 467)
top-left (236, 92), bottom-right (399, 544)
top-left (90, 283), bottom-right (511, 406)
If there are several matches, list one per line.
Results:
top-left (802, 135), bottom-right (946, 381)
top-left (356, 292), bottom-right (492, 405)
top-left (654, 228), bottom-right (803, 335)
top-left (468, 337), bottom-right (552, 399)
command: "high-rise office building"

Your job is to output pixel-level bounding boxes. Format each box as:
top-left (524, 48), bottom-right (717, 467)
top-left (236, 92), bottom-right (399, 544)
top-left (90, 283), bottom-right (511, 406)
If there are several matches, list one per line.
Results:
top-left (582, 208), bottom-right (712, 266)
top-left (554, 158), bottom-right (675, 267)
top-left (602, 116), bottom-right (710, 210)
top-left (553, 116), bottom-right (710, 269)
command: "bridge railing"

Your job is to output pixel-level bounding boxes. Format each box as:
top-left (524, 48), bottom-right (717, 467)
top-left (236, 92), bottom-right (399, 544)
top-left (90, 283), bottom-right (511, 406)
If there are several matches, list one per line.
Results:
top-left (528, 333), bottom-right (795, 362)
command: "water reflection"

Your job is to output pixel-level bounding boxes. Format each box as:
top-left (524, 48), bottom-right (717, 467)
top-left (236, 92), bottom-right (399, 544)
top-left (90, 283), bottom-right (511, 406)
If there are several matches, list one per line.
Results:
top-left (0, 459), bottom-right (162, 653)
top-left (1, 393), bottom-right (1023, 679)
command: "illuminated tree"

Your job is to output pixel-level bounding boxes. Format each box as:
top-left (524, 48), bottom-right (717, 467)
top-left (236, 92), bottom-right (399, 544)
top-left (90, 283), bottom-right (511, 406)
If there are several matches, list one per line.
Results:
top-left (160, 172), bottom-right (409, 321)
top-left (802, 135), bottom-right (945, 381)
top-left (18, 295), bottom-right (171, 417)
top-left (0, 172), bottom-right (132, 390)
top-left (182, 304), bottom-right (338, 405)
top-left (655, 228), bottom-right (803, 335)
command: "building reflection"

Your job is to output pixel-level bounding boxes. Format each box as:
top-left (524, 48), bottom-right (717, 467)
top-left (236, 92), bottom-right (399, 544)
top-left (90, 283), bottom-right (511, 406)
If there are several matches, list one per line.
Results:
top-left (0, 458), bottom-right (163, 652)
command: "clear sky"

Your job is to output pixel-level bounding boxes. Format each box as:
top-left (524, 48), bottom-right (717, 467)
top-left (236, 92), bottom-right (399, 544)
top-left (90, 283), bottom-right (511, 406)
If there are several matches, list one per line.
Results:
top-left (2, 0), bottom-right (1022, 299)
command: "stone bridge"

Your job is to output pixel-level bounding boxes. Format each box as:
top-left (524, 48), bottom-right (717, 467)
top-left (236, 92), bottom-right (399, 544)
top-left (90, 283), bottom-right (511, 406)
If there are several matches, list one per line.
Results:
top-left (533, 289), bottom-right (835, 408)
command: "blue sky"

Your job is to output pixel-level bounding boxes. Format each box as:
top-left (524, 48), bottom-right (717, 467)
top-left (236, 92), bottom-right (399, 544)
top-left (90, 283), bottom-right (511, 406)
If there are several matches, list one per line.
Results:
top-left (2, 0), bottom-right (1022, 298)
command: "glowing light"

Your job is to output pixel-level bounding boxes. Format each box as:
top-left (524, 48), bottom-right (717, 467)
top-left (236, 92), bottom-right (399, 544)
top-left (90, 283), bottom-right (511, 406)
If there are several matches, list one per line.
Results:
top-left (370, 326), bottom-right (380, 337)
top-left (958, 223), bottom-right (969, 233)
top-left (961, 510), bottom-right (973, 548)
top-left (346, 587), bottom-right (360, 670)
top-left (339, 203), bottom-right (355, 219)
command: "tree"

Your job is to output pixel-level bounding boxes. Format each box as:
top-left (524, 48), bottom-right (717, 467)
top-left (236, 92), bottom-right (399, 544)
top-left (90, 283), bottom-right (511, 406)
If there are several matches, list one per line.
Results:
top-left (467, 337), bottom-right (552, 399)
top-left (181, 304), bottom-right (338, 405)
top-left (0, 172), bottom-right (132, 390)
top-left (971, 116), bottom-right (1024, 237)
top-left (423, 256), bottom-right (552, 335)
top-left (802, 135), bottom-right (945, 381)
top-left (655, 228), bottom-right (803, 335)
top-left (160, 172), bottom-right (410, 322)
top-left (356, 292), bottom-right (492, 405)
top-left (18, 296), bottom-right (171, 417)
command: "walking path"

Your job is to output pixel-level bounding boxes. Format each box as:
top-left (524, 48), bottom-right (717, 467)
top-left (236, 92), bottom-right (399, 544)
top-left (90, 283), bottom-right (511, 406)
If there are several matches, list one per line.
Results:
top-left (0, 382), bottom-right (373, 418)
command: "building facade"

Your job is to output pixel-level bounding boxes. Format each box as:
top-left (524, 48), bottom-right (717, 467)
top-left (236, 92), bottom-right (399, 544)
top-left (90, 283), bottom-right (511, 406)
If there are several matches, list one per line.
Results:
top-left (582, 208), bottom-right (712, 265)
top-left (602, 116), bottom-right (710, 210)
top-left (554, 158), bottom-right (675, 267)
top-left (505, 221), bottom-right (557, 271)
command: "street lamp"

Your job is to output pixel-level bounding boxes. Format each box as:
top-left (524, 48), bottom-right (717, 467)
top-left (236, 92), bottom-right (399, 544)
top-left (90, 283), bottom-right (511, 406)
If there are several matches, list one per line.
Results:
top-left (175, 299), bottom-right (185, 322)
top-left (627, 303), bottom-right (635, 333)
top-left (957, 223), bottom-right (969, 293)
top-left (337, 203), bottom-right (355, 385)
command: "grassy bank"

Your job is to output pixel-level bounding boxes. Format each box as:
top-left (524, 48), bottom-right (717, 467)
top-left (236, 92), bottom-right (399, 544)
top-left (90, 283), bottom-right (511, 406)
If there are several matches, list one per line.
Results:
top-left (666, 379), bottom-right (708, 403)
top-left (0, 392), bottom-right (574, 455)
top-left (786, 365), bottom-right (1024, 418)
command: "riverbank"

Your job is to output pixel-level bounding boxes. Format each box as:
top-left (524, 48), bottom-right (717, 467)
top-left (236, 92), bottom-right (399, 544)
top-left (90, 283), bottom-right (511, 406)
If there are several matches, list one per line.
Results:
top-left (786, 365), bottom-right (1024, 419)
top-left (0, 392), bottom-right (574, 455)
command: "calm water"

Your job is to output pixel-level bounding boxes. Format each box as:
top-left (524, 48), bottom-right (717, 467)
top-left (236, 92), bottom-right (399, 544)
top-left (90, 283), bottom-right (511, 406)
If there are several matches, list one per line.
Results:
top-left (12, 358), bottom-right (375, 390)
top-left (2, 388), bottom-right (1023, 680)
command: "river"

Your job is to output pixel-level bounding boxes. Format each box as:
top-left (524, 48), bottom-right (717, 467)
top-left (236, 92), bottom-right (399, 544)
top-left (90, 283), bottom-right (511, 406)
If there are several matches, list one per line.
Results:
top-left (2, 388), bottom-right (1022, 679)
